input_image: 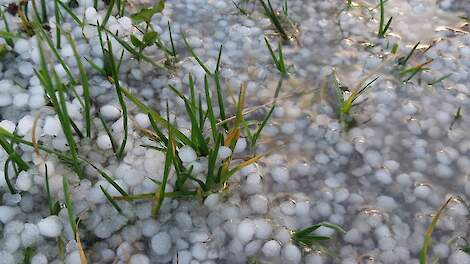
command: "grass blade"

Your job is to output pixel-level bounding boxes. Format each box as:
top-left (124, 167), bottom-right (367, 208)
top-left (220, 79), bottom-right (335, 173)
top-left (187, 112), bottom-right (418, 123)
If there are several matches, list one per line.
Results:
top-left (62, 176), bottom-right (77, 235)
top-left (66, 29), bottom-right (91, 139)
top-left (100, 185), bottom-right (122, 213)
top-left (419, 197), bottom-right (453, 264)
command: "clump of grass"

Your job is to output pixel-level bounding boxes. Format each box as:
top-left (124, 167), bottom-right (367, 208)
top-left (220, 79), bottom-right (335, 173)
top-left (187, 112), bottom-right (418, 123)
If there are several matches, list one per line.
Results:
top-left (292, 222), bottom-right (345, 247)
top-left (65, 31), bottom-right (91, 137)
top-left (259, 0), bottom-right (290, 41)
top-left (419, 196), bottom-right (454, 264)
top-left (114, 50), bottom-right (272, 217)
top-left (35, 36), bottom-right (83, 178)
top-left (264, 37), bottom-right (289, 77)
top-left (0, 126), bottom-right (129, 202)
top-left (331, 70), bottom-right (378, 130)
top-left (377, 0), bottom-right (392, 38)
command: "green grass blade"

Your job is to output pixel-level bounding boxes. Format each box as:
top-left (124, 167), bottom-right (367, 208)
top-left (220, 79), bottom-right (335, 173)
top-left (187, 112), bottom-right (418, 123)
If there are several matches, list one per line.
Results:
top-left (398, 42), bottom-right (420, 66)
top-left (152, 128), bottom-right (174, 218)
top-left (101, 0), bottom-right (116, 29)
top-left (182, 32), bottom-right (211, 74)
top-left (204, 75), bottom-right (219, 141)
top-left (419, 197), bottom-right (453, 264)
top-left (100, 185), bottom-right (122, 213)
top-left (62, 176), bottom-right (77, 235)
top-left (3, 158), bottom-right (17, 194)
top-left (56, 0), bottom-right (83, 26)
top-left (119, 86), bottom-right (197, 149)
top-left (0, 137), bottom-right (29, 172)
top-left (66, 32), bottom-right (91, 137)
top-left (105, 33), bottom-right (128, 160)
top-left (44, 163), bottom-right (54, 214)
top-left (98, 113), bottom-right (118, 154)
top-left (85, 160), bottom-right (128, 196)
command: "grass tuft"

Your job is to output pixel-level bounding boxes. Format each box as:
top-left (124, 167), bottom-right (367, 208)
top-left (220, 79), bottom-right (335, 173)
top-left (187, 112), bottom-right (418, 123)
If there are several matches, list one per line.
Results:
top-left (259, 0), bottom-right (290, 41)
top-left (292, 222), bottom-right (345, 247)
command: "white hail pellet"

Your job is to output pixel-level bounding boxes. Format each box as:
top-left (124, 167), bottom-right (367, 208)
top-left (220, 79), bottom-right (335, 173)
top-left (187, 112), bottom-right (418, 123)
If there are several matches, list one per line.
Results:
top-left (262, 240), bottom-right (281, 257)
top-left (97, 134), bottom-right (113, 150)
top-left (375, 169), bottom-right (393, 184)
top-left (249, 194), bottom-right (268, 214)
top-left (135, 113), bottom-right (150, 128)
top-left (0, 120), bottom-right (16, 133)
top-left (100, 105), bottom-right (121, 120)
top-left (254, 219), bottom-right (273, 239)
top-left (43, 116), bottom-right (61, 136)
top-left (0, 206), bottom-right (19, 224)
top-left (282, 244), bottom-right (301, 264)
top-left (217, 146), bottom-right (232, 160)
top-left (237, 219), bottom-right (255, 243)
top-left (15, 171), bottom-right (32, 191)
top-left (234, 138), bottom-right (247, 153)
top-left (151, 232), bottom-right (172, 255)
top-left (37, 216), bottom-right (63, 238)
top-left (191, 243), bottom-right (208, 260)
top-left (178, 145), bottom-right (198, 163)
top-left (129, 254), bottom-right (150, 264)
top-left (271, 166), bottom-right (289, 183)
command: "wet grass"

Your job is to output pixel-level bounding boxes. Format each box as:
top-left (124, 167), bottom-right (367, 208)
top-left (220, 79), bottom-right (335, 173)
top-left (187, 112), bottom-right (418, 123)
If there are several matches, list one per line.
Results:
top-left (377, 0), bottom-right (392, 38)
top-left (331, 70), bottom-right (378, 130)
top-left (292, 222), bottom-right (345, 247)
top-left (259, 0), bottom-right (290, 41)
top-left (398, 42), bottom-right (420, 66)
top-left (419, 196), bottom-right (453, 264)
top-left (35, 36), bottom-right (83, 178)
top-left (62, 176), bottom-right (77, 235)
top-left (100, 185), bottom-right (123, 213)
top-left (264, 37), bottom-right (288, 77)
top-left (449, 106), bottom-right (462, 130)
top-left (65, 31), bottom-right (91, 137)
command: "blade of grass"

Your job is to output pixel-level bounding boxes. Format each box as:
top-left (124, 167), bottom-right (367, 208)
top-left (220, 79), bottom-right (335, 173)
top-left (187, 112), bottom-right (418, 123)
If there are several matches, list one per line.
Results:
top-left (101, 0), bottom-right (115, 29)
top-left (419, 196), bottom-right (453, 264)
top-left (84, 160), bottom-right (128, 196)
top-left (204, 75), bottom-right (219, 141)
top-left (428, 73), bottom-right (452, 86)
top-left (65, 32), bottom-right (91, 137)
top-left (100, 185), bottom-right (122, 213)
top-left (62, 176), bottom-right (77, 235)
top-left (119, 86), bottom-right (197, 150)
top-left (105, 33), bottom-right (128, 160)
top-left (0, 137), bottom-right (29, 172)
top-left (152, 124), bottom-right (174, 218)
top-left (56, 0), bottom-right (83, 26)
top-left (252, 79), bottom-right (282, 147)
top-left (259, 0), bottom-right (289, 41)
top-left (44, 163), bottom-right (55, 214)
top-left (3, 158), bottom-right (17, 194)
top-left (398, 42), bottom-right (420, 66)
top-left (75, 220), bottom-right (88, 264)
top-left (98, 113), bottom-right (118, 154)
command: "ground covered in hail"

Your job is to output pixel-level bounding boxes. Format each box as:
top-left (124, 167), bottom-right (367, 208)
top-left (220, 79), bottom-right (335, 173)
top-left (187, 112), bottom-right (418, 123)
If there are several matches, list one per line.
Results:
top-left (0, 0), bottom-right (470, 263)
